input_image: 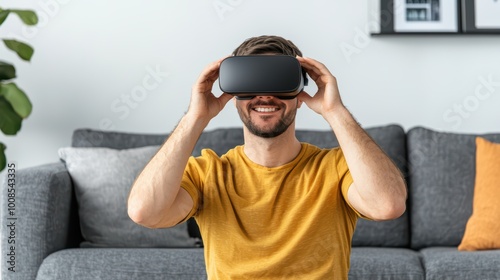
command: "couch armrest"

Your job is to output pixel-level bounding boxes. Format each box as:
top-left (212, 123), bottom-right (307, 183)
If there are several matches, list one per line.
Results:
top-left (1, 162), bottom-right (75, 280)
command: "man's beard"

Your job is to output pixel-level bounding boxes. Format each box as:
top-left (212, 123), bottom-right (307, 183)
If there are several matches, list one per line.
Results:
top-left (237, 100), bottom-right (297, 138)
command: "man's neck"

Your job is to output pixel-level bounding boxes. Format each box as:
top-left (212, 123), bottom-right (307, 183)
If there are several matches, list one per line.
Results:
top-left (242, 126), bottom-right (302, 168)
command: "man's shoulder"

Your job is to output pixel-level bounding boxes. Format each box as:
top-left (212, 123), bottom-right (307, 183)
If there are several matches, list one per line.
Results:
top-left (301, 142), bottom-right (341, 157)
top-left (197, 145), bottom-right (242, 161)
top-left (299, 143), bottom-right (346, 169)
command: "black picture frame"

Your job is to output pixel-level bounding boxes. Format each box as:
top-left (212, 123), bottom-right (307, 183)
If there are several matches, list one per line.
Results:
top-left (380, 0), bottom-right (396, 34)
top-left (462, 0), bottom-right (500, 33)
top-left (378, 0), bottom-right (461, 34)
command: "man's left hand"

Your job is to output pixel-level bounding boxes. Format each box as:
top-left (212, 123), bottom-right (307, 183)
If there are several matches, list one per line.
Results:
top-left (296, 56), bottom-right (345, 118)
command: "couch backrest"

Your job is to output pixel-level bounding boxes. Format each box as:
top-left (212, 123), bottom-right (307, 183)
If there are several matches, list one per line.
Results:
top-left (72, 124), bottom-right (410, 248)
top-left (407, 127), bottom-right (500, 249)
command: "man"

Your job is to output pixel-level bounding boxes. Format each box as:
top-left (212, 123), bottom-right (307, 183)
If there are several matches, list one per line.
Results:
top-left (127, 35), bottom-right (407, 279)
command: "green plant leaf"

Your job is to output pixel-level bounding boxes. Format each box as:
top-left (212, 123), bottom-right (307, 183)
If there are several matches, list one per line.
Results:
top-left (0, 142), bottom-right (6, 171)
top-left (0, 9), bottom-right (9, 26)
top-left (10, 9), bottom-right (38, 25)
top-left (0, 96), bottom-right (22, 135)
top-left (0, 61), bottom-right (16, 81)
top-left (0, 83), bottom-right (32, 118)
top-left (3, 39), bottom-right (34, 61)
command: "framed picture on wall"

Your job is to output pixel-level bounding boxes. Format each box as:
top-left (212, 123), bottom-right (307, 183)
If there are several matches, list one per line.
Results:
top-left (462, 0), bottom-right (500, 33)
top-left (392, 0), bottom-right (460, 33)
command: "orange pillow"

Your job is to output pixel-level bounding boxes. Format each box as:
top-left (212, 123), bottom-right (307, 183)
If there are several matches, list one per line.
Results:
top-left (458, 137), bottom-right (500, 251)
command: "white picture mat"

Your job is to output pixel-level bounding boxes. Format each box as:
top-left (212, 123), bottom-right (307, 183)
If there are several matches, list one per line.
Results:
top-left (475, 0), bottom-right (500, 28)
top-left (393, 0), bottom-right (458, 32)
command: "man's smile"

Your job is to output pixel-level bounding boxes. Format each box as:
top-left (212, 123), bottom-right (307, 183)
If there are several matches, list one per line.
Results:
top-left (252, 106), bottom-right (280, 113)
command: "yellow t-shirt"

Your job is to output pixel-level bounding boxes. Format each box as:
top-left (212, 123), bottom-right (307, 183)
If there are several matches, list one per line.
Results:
top-left (181, 143), bottom-right (359, 279)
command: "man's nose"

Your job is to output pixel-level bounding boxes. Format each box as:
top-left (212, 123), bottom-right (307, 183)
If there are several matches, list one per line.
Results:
top-left (257, 95), bottom-right (273, 100)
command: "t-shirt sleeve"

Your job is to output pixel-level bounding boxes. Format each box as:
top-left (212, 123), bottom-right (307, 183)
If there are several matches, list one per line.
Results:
top-left (178, 150), bottom-right (211, 223)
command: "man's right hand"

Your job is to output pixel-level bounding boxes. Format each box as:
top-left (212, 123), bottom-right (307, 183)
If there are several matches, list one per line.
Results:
top-left (188, 57), bottom-right (233, 122)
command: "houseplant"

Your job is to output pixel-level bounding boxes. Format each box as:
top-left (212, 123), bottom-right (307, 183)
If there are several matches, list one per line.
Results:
top-left (0, 7), bottom-right (37, 171)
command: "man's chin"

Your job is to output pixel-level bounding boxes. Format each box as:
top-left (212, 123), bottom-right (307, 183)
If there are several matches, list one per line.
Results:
top-left (250, 130), bottom-right (284, 139)
top-left (245, 123), bottom-right (290, 139)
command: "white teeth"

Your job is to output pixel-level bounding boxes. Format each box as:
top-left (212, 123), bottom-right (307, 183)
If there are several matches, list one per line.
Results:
top-left (254, 107), bottom-right (277, 112)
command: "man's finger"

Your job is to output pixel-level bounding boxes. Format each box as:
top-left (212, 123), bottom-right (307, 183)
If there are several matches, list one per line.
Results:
top-left (297, 91), bottom-right (313, 103)
top-left (297, 56), bottom-right (333, 77)
top-left (218, 92), bottom-right (233, 107)
top-left (297, 56), bottom-right (322, 81)
top-left (196, 56), bottom-right (228, 85)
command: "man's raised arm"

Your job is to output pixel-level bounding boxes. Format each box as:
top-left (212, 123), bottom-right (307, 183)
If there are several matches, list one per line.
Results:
top-left (127, 57), bottom-right (232, 228)
top-left (297, 56), bottom-right (407, 221)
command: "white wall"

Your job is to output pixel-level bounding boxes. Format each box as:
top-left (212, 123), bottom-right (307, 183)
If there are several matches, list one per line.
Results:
top-left (1, 0), bottom-right (500, 171)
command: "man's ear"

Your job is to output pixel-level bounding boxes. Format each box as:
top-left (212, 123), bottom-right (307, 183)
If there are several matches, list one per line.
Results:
top-left (296, 93), bottom-right (304, 108)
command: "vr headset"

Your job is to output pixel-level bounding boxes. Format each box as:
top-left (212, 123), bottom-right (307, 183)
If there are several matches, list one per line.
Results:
top-left (219, 55), bottom-right (308, 100)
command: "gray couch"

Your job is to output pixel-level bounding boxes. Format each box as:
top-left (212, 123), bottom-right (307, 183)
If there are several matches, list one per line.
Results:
top-left (2, 124), bottom-right (500, 280)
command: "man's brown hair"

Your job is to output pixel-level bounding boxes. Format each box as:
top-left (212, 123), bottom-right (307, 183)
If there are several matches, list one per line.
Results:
top-left (232, 35), bottom-right (304, 57)
top-left (232, 35), bottom-right (308, 86)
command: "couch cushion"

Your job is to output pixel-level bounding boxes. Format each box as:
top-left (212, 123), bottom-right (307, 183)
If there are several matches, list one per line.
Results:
top-left (420, 247), bottom-right (500, 280)
top-left (36, 248), bottom-right (206, 280)
top-left (72, 128), bottom-right (246, 241)
top-left (458, 137), bottom-right (500, 250)
top-left (59, 146), bottom-right (199, 248)
top-left (349, 248), bottom-right (424, 280)
top-left (72, 128), bottom-right (245, 158)
top-left (407, 127), bottom-right (500, 249)
top-left (459, 137), bottom-right (500, 251)
top-left (72, 124), bottom-right (409, 247)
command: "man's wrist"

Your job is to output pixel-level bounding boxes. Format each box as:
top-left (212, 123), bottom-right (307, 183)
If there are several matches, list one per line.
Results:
top-left (182, 111), bottom-right (211, 132)
top-left (322, 104), bottom-right (350, 127)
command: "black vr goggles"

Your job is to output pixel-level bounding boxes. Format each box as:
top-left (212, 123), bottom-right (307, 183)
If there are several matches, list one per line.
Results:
top-left (219, 55), bottom-right (308, 100)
